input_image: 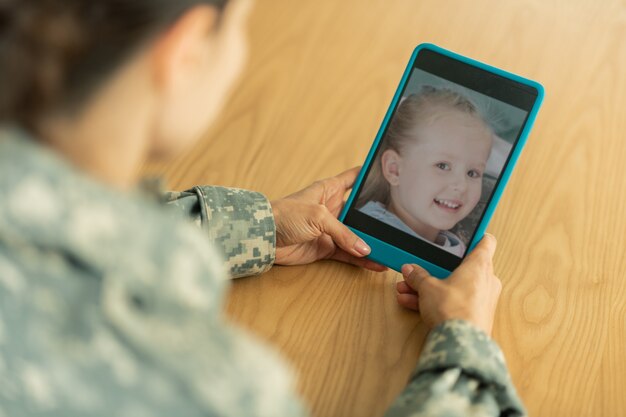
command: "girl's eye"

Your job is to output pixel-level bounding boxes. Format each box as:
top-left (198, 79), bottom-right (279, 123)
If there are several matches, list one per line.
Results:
top-left (436, 162), bottom-right (450, 170)
top-left (468, 170), bottom-right (482, 179)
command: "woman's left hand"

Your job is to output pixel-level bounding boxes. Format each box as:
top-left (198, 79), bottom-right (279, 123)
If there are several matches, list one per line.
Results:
top-left (271, 167), bottom-right (387, 272)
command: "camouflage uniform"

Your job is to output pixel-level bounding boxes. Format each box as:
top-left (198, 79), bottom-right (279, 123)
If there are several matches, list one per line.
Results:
top-left (0, 127), bottom-right (526, 416)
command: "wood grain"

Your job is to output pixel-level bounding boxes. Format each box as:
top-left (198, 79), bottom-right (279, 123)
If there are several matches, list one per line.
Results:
top-left (144, 0), bottom-right (626, 415)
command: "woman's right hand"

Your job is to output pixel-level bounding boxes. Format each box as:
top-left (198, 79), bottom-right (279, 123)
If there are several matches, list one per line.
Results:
top-left (397, 234), bottom-right (502, 336)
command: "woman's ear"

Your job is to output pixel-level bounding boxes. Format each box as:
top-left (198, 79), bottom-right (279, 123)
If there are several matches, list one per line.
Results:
top-left (147, 0), bottom-right (252, 159)
top-left (150, 5), bottom-right (220, 95)
top-left (381, 149), bottom-right (401, 186)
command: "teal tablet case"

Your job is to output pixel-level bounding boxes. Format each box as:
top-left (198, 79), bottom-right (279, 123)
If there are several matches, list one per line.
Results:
top-left (339, 43), bottom-right (544, 278)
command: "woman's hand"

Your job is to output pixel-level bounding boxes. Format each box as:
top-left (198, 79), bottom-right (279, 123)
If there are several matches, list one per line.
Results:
top-left (397, 234), bottom-right (501, 335)
top-left (271, 167), bottom-right (387, 272)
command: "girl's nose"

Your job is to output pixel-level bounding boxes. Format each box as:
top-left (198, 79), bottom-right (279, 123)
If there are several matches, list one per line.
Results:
top-left (451, 174), bottom-right (468, 192)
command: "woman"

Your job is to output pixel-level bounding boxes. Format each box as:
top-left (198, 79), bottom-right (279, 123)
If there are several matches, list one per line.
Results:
top-left (0, 0), bottom-right (526, 416)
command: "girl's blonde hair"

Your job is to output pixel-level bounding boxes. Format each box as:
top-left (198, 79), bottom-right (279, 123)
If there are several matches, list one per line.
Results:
top-left (357, 85), bottom-right (486, 208)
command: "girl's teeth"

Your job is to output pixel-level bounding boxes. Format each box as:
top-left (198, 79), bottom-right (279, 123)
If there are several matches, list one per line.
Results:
top-left (436, 199), bottom-right (459, 209)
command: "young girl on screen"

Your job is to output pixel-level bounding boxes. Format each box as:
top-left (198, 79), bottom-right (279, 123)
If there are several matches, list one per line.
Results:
top-left (357, 86), bottom-right (494, 256)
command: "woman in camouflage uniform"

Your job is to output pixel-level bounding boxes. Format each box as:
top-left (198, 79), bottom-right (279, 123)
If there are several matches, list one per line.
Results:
top-left (0, 0), bottom-right (526, 416)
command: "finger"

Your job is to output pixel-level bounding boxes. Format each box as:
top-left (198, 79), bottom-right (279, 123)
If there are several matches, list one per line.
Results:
top-left (370, 265), bottom-right (388, 272)
top-left (465, 233), bottom-right (497, 264)
top-left (333, 166), bottom-right (361, 189)
top-left (320, 211), bottom-right (371, 257)
top-left (331, 250), bottom-right (388, 272)
top-left (449, 234), bottom-right (498, 283)
top-left (396, 280), bottom-right (418, 295)
top-left (402, 264), bottom-right (435, 292)
top-left (397, 293), bottom-right (420, 311)
top-left (450, 234), bottom-right (497, 272)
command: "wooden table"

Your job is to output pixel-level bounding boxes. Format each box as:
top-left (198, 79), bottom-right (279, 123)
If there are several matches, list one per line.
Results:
top-left (145, 0), bottom-right (626, 415)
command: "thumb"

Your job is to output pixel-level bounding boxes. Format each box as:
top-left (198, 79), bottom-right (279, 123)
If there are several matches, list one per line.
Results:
top-left (320, 212), bottom-right (371, 257)
top-left (334, 166), bottom-right (361, 189)
top-left (466, 233), bottom-right (497, 263)
top-left (402, 264), bottom-right (436, 293)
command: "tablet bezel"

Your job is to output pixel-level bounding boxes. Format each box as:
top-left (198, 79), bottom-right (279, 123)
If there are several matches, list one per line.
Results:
top-left (339, 43), bottom-right (544, 278)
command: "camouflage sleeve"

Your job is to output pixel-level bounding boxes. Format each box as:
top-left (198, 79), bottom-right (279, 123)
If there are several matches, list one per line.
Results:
top-left (385, 319), bottom-right (527, 417)
top-left (163, 186), bottom-right (275, 279)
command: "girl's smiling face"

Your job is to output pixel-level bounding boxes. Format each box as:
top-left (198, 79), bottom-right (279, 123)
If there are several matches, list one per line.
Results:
top-left (382, 108), bottom-right (493, 242)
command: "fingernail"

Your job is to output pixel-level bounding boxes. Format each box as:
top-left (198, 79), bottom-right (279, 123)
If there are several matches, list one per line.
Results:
top-left (401, 264), bottom-right (414, 276)
top-left (354, 239), bottom-right (371, 255)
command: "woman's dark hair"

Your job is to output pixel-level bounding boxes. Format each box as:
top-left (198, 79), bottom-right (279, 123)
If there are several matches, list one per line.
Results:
top-left (0, 0), bottom-right (229, 130)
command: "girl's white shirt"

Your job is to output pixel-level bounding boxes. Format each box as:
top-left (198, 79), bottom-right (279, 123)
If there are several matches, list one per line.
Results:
top-left (358, 200), bottom-right (466, 257)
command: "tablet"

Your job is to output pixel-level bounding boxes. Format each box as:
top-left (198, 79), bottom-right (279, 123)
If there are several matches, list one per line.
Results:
top-left (339, 43), bottom-right (544, 278)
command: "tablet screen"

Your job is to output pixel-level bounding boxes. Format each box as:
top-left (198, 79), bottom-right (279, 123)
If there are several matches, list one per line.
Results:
top-left (343, 49), bottom-right (539, 270)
